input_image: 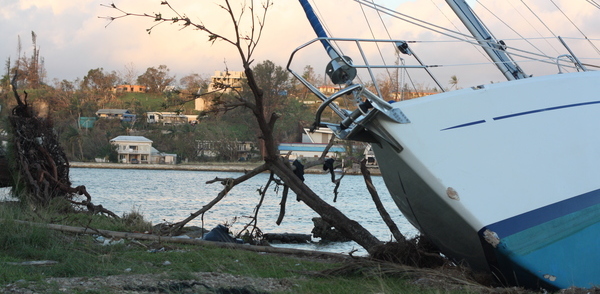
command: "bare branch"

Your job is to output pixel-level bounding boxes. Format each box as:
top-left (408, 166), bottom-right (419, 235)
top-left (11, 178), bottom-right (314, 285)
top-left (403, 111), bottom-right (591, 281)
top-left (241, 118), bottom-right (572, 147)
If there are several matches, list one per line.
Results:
top-left (236, 171), bottom-right (275, 240)
top-left (360, 159), bottom-right (405, 243)
top-left (100, 1), bottom-right (237, 46)
top-left (304, 134), bottom-right (337, 169)
top-left (165, 163), bottom-right (269, 234)
top-left (276, 185), bottom-right (289, 225)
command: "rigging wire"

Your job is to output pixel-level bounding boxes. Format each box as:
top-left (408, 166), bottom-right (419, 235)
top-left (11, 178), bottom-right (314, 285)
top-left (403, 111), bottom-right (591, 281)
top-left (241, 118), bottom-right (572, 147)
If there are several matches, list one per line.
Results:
top-left (588, 0), bottom-right (600, 9)
top-left (549, 0), bottom-right (600, 55)
top-left (520, 0), bottom-right (558, 40)
top-left (506, 0), bottom-right (560, 55)
top-left (357, 0), bottom-right (392, 98)
top-left (368, 0), bottom-right (420, 96)
top-left (353, 0), bottom-right (475, 41)
top-left (360, 0), bottom-right (421, 96)
top-left (476, 0), bottom-right (547, 56)
top-left (304, 0), bottom-right (598, 91)
top-left (429, 0), bottom-right (492, 78)
top-left (353, 0), bottom-right (559, 63)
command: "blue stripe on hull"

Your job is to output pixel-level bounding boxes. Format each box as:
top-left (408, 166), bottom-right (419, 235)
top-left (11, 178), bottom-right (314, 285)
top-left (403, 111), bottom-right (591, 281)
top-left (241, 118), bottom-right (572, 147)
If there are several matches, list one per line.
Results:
top-left (481, 189), bottom-right (600, 289)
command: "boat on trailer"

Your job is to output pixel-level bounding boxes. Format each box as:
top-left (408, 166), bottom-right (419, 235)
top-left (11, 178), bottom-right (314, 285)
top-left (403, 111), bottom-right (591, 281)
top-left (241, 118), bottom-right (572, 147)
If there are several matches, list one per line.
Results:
top-left (290, 0), bottom-right (600, 290)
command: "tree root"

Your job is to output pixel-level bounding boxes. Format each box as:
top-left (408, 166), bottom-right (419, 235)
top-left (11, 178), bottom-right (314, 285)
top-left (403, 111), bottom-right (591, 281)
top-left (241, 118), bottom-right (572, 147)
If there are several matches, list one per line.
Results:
top-left (7, 73), bottom-right (118, 218)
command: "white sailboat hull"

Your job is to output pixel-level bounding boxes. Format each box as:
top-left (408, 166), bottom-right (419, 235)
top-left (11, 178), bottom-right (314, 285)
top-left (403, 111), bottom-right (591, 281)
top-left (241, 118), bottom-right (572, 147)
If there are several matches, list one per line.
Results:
top-left (367, 70), bottom-right (600, 288)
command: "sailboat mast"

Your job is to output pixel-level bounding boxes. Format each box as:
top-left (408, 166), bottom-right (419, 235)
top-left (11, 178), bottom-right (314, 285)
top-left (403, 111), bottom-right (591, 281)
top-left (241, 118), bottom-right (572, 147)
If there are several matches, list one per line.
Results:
top-left (445, 0), bottom-right (528, 81)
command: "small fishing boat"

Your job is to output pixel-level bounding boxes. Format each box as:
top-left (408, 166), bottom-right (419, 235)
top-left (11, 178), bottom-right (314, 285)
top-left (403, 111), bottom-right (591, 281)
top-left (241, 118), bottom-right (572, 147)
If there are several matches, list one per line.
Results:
top-left (289, 0), bottom-right (600, 290)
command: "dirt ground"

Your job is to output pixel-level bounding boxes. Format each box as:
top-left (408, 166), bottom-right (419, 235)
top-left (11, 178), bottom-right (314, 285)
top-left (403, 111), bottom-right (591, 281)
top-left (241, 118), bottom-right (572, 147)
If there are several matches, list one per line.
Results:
top-left (1, 271), bottom-right (294, 293)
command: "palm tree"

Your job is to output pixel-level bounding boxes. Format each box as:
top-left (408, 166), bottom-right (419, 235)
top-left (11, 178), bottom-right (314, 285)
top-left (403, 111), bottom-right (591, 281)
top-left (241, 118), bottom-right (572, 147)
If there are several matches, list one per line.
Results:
top-left (449, 75), bottom-right (459, 90)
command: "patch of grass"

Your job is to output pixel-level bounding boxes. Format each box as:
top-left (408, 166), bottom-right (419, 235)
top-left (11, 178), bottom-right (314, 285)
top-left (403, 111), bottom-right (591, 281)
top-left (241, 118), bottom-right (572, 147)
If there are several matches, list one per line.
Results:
top-left (0, 202), bottom-right (501, 294)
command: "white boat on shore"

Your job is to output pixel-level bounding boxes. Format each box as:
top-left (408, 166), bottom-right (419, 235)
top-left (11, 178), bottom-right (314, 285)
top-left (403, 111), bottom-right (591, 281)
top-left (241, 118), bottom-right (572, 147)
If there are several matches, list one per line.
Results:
top-left (290, 0), bottom-right (600, 290)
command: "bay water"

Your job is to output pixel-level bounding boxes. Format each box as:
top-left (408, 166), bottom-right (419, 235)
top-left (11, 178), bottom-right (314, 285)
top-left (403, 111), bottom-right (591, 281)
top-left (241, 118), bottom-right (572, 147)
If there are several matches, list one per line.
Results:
top-left (2, 167), bottom-right (419, 255)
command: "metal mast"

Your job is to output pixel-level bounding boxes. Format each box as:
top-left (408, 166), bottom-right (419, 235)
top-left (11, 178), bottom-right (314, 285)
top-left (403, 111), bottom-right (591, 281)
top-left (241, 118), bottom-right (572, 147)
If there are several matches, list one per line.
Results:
top-left (446, 0), bottom-right (528, 80)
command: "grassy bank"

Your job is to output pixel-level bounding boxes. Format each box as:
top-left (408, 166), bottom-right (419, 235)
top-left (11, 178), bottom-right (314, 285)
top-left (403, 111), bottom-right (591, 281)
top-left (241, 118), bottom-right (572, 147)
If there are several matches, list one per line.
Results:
top-left (0, 202), bottom-right (482, 294)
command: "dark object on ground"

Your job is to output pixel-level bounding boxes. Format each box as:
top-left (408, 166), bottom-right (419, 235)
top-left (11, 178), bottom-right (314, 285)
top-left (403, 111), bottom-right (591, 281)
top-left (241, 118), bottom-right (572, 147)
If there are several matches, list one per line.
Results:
top-left (203, 225), bottom-right (243, 243)
top-left (311, 217), bottom-right (351, 242)
top-left (263, 233), bottom-right (311, 244)
top-left (178, 226), bottom-right (209, 238)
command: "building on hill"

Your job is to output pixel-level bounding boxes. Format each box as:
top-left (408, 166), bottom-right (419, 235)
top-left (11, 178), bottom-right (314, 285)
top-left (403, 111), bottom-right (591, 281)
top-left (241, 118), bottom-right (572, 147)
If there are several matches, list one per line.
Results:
top-left (207, 71), bottom-right (245, 93)
top-left (146, 112), bottom-right (196, 125)
top-left (195, 71), bottom-right (246, 112)
top-left (113, 84), bottom-right (147, 93)
top-left (96, 109), bottom-right (136, 122)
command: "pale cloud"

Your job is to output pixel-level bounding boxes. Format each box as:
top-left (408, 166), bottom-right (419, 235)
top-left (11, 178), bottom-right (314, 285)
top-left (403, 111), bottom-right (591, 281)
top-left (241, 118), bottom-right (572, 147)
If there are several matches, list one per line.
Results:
top-left (0, 0), bottom-right (598, 89)
top-left (15, 0), bottom-right (89, 15)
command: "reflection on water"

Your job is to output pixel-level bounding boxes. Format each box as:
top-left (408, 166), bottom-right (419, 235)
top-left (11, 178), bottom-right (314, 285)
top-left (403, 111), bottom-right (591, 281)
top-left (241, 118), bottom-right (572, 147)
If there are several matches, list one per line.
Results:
top-left (16, 168), bottom-right (419, 255)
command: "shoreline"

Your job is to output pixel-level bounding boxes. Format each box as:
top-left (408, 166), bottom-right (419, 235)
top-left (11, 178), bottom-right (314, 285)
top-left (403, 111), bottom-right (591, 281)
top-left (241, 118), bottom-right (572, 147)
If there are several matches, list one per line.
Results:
top-left (69, 161), bottom-right (381, 175)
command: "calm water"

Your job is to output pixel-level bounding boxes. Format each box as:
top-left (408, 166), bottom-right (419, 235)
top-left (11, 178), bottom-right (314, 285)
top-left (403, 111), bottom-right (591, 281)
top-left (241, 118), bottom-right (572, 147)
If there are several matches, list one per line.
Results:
top-left (3, 168), bottom-right (418, 255)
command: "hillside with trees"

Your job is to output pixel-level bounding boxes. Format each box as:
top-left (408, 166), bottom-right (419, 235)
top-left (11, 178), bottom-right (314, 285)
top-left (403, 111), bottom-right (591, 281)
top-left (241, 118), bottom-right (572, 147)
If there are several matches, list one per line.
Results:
top-left (1, 34), bottom-right (320, 163)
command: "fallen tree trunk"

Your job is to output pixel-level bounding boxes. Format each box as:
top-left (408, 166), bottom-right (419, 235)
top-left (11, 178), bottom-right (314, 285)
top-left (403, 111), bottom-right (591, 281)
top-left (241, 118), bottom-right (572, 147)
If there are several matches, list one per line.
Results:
top-left (269, 157), bottom-right (383, 253)
top-left (9, 219), bottom-right (350, 259)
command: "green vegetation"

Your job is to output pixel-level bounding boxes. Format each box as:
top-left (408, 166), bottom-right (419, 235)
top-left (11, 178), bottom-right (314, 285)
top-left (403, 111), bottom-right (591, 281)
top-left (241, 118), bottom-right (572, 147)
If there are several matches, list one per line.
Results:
top-left (0, 203), bottom-right (476, 294)
top-left (1, 59), bottom-right (318, 164)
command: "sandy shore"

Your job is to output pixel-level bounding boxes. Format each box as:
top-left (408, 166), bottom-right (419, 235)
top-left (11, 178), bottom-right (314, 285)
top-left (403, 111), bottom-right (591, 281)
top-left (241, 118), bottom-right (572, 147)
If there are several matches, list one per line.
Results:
top-left (69, 161), bottom-right (381, 175)
top-left (69, 161), bottom-right (262, 172)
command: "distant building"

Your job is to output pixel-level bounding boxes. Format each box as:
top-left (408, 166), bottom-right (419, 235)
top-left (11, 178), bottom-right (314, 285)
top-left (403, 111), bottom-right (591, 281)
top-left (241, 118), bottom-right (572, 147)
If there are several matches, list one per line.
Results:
top-left (96, 109), bottom-right (136, 122)
top-left (318, 85), bottom-right (339, 95)
top-left (113, 85), bottom-right (147, 93)
top-left (196, 140), bottom-right (255, 161)
top-left (207, 71), bottom-right (245, 93)
top-left (195, 70), bottom-right (246, 112)
top-left (111, 136), bottom-right (153, 164)
top-left (110, 135), bottom-right (177, 164)
top-left (278, 128), bottom-right (345, 161)
top-left (146, 112), bottom-right (197, 125)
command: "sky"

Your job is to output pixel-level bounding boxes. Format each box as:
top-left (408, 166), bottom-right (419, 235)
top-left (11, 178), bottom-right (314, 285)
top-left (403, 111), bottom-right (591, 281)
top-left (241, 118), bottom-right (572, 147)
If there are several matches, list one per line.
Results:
top-left (1, 0), bottom-right (599, 89)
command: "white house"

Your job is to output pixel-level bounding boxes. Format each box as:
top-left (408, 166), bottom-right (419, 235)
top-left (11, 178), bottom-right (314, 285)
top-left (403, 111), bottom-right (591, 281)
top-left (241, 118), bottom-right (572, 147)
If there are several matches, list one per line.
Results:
top-left (110, 135), bottom-right (177, 164)
top-left (110, 136), bottom-right (153, 164)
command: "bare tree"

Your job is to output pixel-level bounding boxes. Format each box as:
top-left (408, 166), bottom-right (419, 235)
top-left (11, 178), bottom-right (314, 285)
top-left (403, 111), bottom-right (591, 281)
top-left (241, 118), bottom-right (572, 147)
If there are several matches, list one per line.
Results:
top-left (10, 32), bottom-right (46, 89)
top-left (179, 72), bottom-right (208, 94)
top-left (102, 0), bottom-right (385, 252)
top-left (120, 62), bottom-right (139, 85)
